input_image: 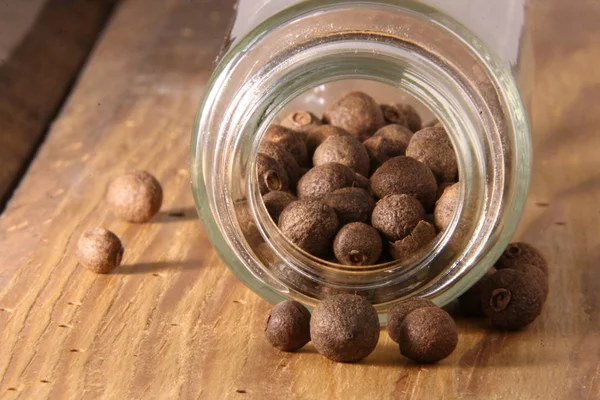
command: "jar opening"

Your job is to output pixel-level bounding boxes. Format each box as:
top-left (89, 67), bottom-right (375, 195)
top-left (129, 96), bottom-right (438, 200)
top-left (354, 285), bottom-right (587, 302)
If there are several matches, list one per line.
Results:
top-left (243, 53), bottom-right (487, 305)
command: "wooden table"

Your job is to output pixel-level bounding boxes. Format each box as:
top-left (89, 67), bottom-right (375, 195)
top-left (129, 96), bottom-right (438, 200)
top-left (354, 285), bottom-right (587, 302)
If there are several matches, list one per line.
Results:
top-left (1, 0), bottom-right (599, 398)
top-left (0, 0), bottom-right (116, 207)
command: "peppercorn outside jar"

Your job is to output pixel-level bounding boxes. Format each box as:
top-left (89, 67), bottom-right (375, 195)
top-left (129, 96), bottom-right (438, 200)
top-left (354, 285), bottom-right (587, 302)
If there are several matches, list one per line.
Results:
top-left (191, 0), bottom-right (533, 320)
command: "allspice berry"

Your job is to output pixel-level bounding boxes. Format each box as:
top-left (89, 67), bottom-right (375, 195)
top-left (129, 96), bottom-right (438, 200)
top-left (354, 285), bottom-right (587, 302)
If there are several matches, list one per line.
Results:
top-left (281, 110), bottom-right (322, 132)
top-left (363, 124), bottom-right (413, 171)
top-left (263, 191), bottom-right (297, 224)
top-left (264, 124), bottom-right (309, 166)
top-left (106, 170), bottom-right (163, 223)
top-left (278, 199), bottom-right (339, 256)
top-left (480, 268), bottom-right (545, 330)
top-left (410, 126), bottom-right (452, 147)
top-left (387, 298), bottom-right (435, 343)
top-left (333, 222), bottom-right (382, 266)
top-left (459, 267), bottom-right (497, 317)
top-left (370, 156), bottom-right (437, 210)
top-left (371, 194), bottom-right (425, 242)
top-left (381, 103), bottom-right (422, 132)
top-left (265, 300), bottom-right (312, 352)
top-left (504, 263), bottom-right (549, 300)
top-left (306, 125), bottom-right (351, 155)
top-left (76, 228), bottom-right (124, 274)
top-left (389, 220), bottom-right (436, 262)
top-left (313, 135), bottom-right (370, 177)
top-left (406, 137), bottom-right (458, 183)
top-left (256, 153), bottom-right (289, 195)
top-left (399, 307), bottom-right (458, 363)
top-left (259, 141), bottom-right (300, 186)
top-left (310, 294), bottom-right (380, 362)
top-left (323, 92), bottom-right (385, 142)
top-left (495, 242), bottom-right (548, 276)
top-left (297, 163), bottom-right (356, 199)
top-left (323, 187), bottom-right (375, 225)
top-left (373, 124), bottom-right (413, 144)
top-left (434, 182), bottom-right (458, 231)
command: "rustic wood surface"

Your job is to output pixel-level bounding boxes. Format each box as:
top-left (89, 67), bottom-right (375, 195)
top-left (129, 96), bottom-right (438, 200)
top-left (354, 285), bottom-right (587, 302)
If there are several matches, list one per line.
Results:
top-left (0, 0), bottom-right (116, 207)
top-left (1, 0), bottom-right (599, 399)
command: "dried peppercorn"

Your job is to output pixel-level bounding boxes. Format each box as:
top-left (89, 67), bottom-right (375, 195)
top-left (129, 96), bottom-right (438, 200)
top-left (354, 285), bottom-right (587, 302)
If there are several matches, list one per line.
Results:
top-left (76, 228), bottom-right (124, 274)
top-left (406, 136), bottom-right (457, 183)
top-left (434, 182), bottom-right (458, 231)
top-left (480, 269), bottom-right (545, 330)
top-left (370, 156), bottom-right (437, 210)
top-left (323, 187), bottom-right (375, 225)
top-left (106, 171), bottom-right (163, 223)
top-left (387, 298), bottom-right (436, 343)
top-left (363, 124), bottom-right (413, 171)
top-left (296, 163), bottom-right (356, 199)
top-left (310, 294), bottom-right (380, 362)
top-left (495, 242), bottom-right (548, 275)
top-left (306, 125), bottom-right (351, 156)
top-left (323, 92), bottom-right (385, 142)
top-left (256, 153), bottom-right (289, 195)
top-left (281, 110), bottom-right (322, 133)
top-left (262, 191), bottom-right (297, 223)
top-left (333, 222), bottom-right (382, 266)
top-left (259, 141), bottom-right (301, 186)
top-left (264, 125), bottom-right (309, 166)
top-left (371, 194), bottom-right (424, 242)
top-left (399, 307), bottom-right (458, 363)
top-left (265, 300), bottom-right (311, 352)
top-left (410, 126), bottom-right (452, 147)
top-left (381, 103), bottom-right (422, 132)
top-left (388, 220), bottom-right (436, 262)
top-left (313, 135), bottom-right (370, 177)
top-left (278, 199), bottom-right (339, 256)
top-left (504, 263), bottom-right (549, 300)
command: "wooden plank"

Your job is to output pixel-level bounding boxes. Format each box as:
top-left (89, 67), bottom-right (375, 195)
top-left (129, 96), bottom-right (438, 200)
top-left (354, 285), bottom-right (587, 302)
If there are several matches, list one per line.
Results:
top-left (0, 0), bottom-right (117, 208)
top-left (0, 0), bottom-right (599, 399)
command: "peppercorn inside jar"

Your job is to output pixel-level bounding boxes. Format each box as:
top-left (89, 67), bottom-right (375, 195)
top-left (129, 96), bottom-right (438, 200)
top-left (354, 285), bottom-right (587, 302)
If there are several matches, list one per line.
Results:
top-left (247, 80), bottom-right (463, 302)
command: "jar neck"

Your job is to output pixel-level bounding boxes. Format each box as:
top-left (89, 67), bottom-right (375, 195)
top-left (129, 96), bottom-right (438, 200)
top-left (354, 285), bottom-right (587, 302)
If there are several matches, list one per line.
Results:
top-left (192, 1), bottom-right (531, 309)
top-left (228, 0), bottom-right (526, 66)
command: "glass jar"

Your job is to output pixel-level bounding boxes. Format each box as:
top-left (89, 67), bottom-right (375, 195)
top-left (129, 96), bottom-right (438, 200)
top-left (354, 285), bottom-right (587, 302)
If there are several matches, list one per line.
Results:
top-left (191, 0), bottom-right (532, 316)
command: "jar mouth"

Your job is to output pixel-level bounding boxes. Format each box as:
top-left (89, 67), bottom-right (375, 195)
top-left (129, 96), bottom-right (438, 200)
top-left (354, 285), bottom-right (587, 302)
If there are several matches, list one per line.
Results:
top-left (243, 44), bottom-right (474, 303)
top-left (191, 1), bottom-right (531, 312)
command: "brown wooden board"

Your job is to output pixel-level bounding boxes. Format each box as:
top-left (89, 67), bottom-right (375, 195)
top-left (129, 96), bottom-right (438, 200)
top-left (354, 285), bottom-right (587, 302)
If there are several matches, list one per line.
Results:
top-left (0, 0), bottom-right (117, 208)
top-left (0, 0), bottom-right (599, 398)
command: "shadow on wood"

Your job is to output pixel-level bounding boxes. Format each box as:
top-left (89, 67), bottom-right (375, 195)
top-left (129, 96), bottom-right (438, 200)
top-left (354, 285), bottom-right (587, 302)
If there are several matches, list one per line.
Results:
top-left (115, 259), bottom-right (204, 275)
top-left (149, 207), bottom-right (199, 223)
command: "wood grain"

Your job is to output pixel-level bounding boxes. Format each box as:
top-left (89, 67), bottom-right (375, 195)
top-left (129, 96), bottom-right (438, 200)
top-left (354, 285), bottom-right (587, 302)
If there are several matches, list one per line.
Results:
top-left (0, 0), bottom-right (116, 208)
top-left (0, 0), bottom-right (599, 399)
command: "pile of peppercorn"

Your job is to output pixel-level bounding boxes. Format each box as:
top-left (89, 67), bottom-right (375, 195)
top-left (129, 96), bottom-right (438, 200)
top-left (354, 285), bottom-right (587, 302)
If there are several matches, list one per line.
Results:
top-left (70, 91), bottom-right (549, 366)
top-left (265, 241), bottom-right (548, 363)
top-left (260, 91), bottom-right (549, 364)
top-left (257, 91), bottom-right (458, 266)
